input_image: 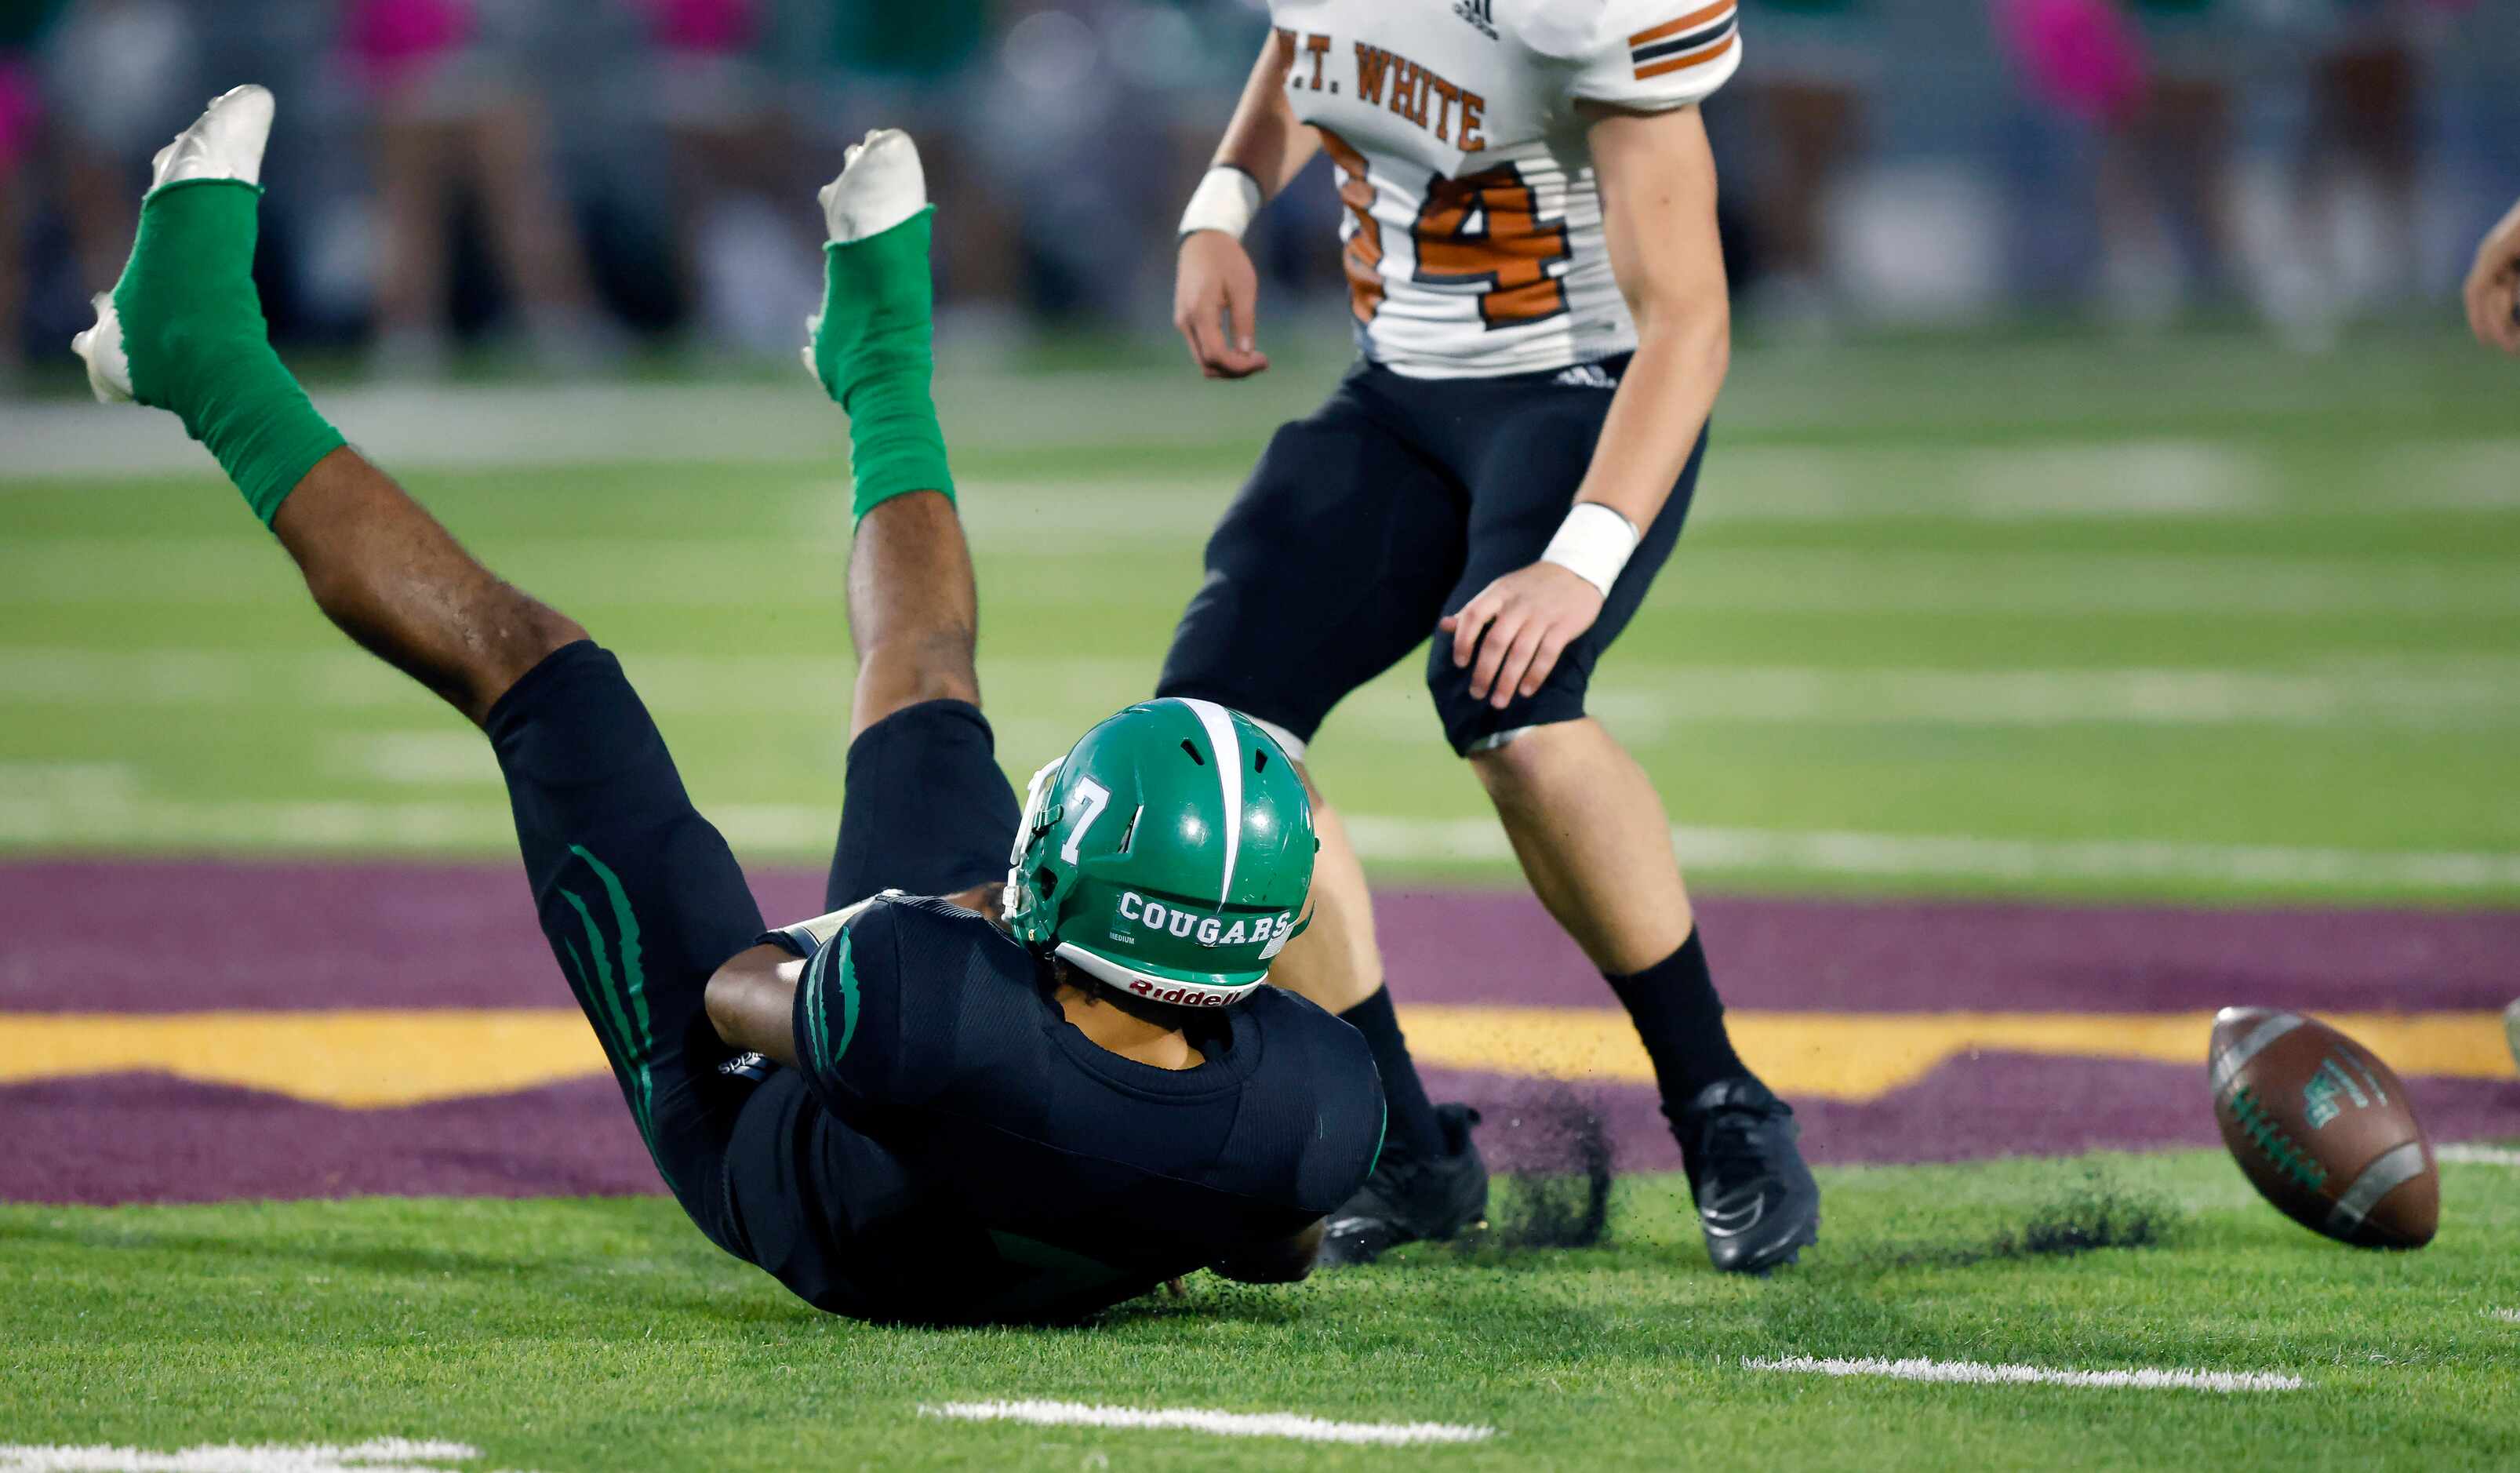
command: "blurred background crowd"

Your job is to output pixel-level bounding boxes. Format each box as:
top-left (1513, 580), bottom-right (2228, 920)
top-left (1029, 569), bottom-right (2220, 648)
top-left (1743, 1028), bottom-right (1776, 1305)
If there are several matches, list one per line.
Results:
top-left (1, 0), bottom-right (2515, 391)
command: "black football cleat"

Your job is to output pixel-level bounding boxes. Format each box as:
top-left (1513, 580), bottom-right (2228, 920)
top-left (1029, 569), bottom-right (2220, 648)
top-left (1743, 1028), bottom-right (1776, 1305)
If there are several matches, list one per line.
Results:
top-left (1318, 1104), bottom-right (1489, 1266)
top-left (1674, 1078), bottom-right (1820, 1275)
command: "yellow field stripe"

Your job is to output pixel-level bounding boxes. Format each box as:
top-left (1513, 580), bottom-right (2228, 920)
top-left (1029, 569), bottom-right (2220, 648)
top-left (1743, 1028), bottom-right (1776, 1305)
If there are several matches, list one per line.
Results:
top-left (0, 1010), bottom-right (607, 1107)
top-left (1402, 1008), bottom-right (2515, 1100)
top-left (0, 1009), bottom-right (2507, 1108)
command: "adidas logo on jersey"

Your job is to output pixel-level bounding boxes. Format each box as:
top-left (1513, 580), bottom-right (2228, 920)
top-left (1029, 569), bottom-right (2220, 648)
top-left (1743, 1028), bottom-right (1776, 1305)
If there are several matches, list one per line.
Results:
top-left (1554, 363), bottom-right (1619, 389)
top-left (1453, 0), bottom-right (1497, 39)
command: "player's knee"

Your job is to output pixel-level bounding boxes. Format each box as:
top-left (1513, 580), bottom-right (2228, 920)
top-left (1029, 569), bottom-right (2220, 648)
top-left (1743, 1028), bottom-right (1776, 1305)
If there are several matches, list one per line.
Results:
top-left (1464, 720), bottom-right (1584, 806)
top-left (509, 601), bottom-right (591, 667)
top-left (1465, 729), bottom-right (1545, 791)
top-left (459, 597), bottom-right (587, 722)
top-left (855, 626), bottom-right (980, 714)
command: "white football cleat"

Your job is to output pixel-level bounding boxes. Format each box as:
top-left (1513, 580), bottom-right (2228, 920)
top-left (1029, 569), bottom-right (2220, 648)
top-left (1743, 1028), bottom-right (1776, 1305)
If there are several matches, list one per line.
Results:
top-left (71, 291), bottom-right (133, 405)
top-left (149, 83), bottom-right (275, 191)
top-left (72, 85), bottom-right (278, 405)
top-left (818, 128), bottom-right (927, 246)
top-left (802, 129), bottom-right (931, 381)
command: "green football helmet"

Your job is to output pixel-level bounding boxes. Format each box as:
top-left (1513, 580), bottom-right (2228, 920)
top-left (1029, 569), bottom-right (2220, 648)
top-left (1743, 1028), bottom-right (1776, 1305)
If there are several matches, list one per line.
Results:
top-left (1005, 697), bottom-right (1315, 1006)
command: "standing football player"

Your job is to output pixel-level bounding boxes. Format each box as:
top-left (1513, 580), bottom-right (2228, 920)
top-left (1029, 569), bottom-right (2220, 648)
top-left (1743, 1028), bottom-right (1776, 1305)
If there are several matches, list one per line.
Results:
top-left (1162, 2), bottom-right (1820, 1272)
top-left (75, 88), bottom-right (1384, 1324)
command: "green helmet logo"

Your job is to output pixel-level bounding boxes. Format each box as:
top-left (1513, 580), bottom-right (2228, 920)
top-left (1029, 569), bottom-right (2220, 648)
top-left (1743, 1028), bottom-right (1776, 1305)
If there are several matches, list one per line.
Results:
top-left (1005, 698), bottom-right (1315, 1006)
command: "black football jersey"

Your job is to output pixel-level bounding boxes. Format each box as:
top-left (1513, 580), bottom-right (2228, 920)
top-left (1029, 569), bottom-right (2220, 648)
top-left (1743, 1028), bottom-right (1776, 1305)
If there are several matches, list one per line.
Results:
top-left (722, 895), bottom-right (1384, 1324)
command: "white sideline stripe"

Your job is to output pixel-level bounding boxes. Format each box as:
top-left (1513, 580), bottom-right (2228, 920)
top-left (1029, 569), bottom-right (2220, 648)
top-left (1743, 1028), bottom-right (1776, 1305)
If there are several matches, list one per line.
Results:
top-left (2, 789), bottom-right (2518, 893)
top-left (326, 733), bottom-right (504, 787)
top-left (1742, 1355), bottom-right (2304, 1394)
top-left (1344, 816), bottom-right (2520, 893)
top-left (915, 1401), bottom-right (1496, 1447)
top-left (2489, 1308), bottom-right (2520, 1323)
top-left (0, 374), bottom-right (1266, 480)
top-left (5, 373), bottom-right (2512, 530)
top-left (2437, 1144), bottom-right (2520, 1167)
top-left (0, 1440), bottom-right (524, 1473)
top-left (13, 648), bottom-right (2520, 734)
top-left (16, 542), bottom-right (2520, 617)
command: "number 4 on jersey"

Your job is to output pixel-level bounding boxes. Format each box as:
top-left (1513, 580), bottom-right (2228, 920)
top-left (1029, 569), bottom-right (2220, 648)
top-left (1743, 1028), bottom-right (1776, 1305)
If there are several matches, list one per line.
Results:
top-left (1413, 164), bottom-right (1572, 328)
top-left (1318, 129), bottom-right (1572, 332)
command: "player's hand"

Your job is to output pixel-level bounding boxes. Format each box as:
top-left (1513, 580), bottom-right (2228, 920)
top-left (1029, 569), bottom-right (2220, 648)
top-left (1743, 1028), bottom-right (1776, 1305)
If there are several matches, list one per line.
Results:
top-left (2464, 197), bottom-right (2520, 355)
top-left (1441, 562), bottom-right (1605, 708)
top-left (1174, 231), bottom-right (1270, 380)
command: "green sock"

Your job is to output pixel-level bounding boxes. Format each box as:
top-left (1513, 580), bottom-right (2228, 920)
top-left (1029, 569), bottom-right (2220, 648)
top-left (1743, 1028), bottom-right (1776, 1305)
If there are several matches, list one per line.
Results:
top-left (112, 178), bottom-right (344, 526)
top-left (808, 206), bottom-right (955, 526)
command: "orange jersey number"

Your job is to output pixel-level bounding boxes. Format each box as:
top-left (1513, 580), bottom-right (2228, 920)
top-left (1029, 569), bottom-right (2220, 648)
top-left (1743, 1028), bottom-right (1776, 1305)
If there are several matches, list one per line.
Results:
top-left (1318, 128), bottom-right (1387, 326)
top-left (1318, 136), bottom-right (1571, 331)
top-left (1411, 162), bottom-right (1571, 328)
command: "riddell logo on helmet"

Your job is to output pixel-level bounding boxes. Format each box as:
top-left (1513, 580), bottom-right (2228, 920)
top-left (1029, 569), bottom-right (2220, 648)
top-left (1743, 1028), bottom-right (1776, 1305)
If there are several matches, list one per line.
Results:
top-left (1127, 979), bottom-right (1231, 1007)
top-left (1116, 891), bottom-right (1292, 950)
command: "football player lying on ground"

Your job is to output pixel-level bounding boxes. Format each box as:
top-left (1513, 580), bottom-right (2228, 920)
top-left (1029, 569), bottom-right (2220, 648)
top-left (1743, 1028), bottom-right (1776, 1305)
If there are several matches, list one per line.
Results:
top-left (75, 89), bottom-right (1383, 1326)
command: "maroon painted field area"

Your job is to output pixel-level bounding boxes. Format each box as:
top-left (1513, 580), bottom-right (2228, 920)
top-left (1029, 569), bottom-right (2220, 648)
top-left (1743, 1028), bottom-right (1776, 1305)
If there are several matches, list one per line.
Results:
top-left (2, 859), bottom-right (2515, 1205)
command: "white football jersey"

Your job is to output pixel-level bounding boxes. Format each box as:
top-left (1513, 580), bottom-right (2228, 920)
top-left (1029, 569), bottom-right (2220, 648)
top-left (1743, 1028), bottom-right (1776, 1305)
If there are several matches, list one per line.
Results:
top-left (1267, 0), bottom-right (1740, 378)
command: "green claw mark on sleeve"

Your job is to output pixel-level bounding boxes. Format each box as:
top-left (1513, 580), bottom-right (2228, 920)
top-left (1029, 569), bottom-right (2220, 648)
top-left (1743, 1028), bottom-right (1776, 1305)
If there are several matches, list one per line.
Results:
top-left (558, 848), bottom-right (670, 1194)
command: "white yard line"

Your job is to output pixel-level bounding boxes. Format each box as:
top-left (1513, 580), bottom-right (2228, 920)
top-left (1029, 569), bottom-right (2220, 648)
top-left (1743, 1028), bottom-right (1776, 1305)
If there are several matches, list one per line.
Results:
top-left (8, 375), bottom-right (2512, 533)
top-left (17, 540), bottom-right (2518, 616)
top-left (10, 648), bottom-right (2520, 733)
top-left (2437, 1144), bottom-right (2520, 1167)
top-left (324, 733), bottom-right (505, 788)
top-left (915, 1401), bottom-right (1495, 1447)
top-left (0, 1441), bottom-right (520, 1473)
top-left (2, 782), bottom-right (2516, 894)
top-left (2488, 1308), bottom-right (2520, 1323)
top-left (0, 375), bottom-right (1256, 481)
top-left (1344, 816), bottom-right (2520, 893)
top-left (0, 762), bottom-right (139, 801)
top-left (1742, 1355), bottom-right (2304, 1393)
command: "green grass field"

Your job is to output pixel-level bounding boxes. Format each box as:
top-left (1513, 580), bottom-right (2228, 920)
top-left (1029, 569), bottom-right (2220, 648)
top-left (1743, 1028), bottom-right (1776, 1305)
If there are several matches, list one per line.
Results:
top-left (4, 330), bottom-right (2518, 1469)
top-left (5, 1153), bottom-right (2518, 1471)
top-left (5, 330), bottom-right (2518, 900)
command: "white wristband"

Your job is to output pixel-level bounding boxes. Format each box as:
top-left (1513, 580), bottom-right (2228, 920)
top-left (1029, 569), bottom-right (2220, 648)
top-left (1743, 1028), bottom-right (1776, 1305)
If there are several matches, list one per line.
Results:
top-left (1179, 166), bottom-right (1263, 242)
top-left (1541, 502), bottom-right (1640, 598)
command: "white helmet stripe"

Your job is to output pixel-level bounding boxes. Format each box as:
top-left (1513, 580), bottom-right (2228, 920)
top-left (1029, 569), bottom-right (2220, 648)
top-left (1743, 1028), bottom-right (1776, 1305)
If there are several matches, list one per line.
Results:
top-left (1172, 697), bottom-right (1243, 903)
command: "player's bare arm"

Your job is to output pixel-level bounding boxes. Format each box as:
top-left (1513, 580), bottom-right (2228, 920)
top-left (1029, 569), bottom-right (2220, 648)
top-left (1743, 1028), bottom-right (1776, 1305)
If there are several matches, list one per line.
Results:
top-left (1441, 103), bottom-right (1729, 708)
top-left (701, 880), bottom-right (996, 1065)
top-left (2464, 195), bottom-right (2520, 355)
top-left (704, 946), bottom-right (809, 1067)
top-left (1173, 33), bottom-right (1322, 380)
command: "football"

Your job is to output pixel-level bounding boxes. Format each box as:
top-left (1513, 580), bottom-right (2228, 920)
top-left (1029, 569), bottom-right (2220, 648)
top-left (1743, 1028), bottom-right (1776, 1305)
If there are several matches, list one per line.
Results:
top-left (2208, 1007), bottom-right (2438, 1249)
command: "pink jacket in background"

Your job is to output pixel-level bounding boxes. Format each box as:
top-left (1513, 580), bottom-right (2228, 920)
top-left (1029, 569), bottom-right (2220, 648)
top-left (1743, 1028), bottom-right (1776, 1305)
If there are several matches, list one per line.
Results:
top-left (344, 0), bottom-right (477, 89)
top-left (640, 0), bottom-right (762, 55)
top-left (0, 58), bottom-right (37, 176)
top-left (1998, 0), bottom-right (2148, 125)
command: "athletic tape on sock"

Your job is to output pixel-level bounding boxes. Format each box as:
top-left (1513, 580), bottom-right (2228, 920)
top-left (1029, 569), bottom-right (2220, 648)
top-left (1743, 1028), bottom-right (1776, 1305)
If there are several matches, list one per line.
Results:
top-left (112, 180), bottom-right (342, 525)
top-left (808, 206), bottom-right (955, 525)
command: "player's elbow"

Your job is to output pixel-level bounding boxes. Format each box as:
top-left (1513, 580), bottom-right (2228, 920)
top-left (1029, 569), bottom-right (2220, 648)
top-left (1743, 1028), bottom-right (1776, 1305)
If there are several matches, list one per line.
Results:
top-left (702, 966), bottom-right (745, 1049)
top-left (1635, 292), bottom-right (1729, 390)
